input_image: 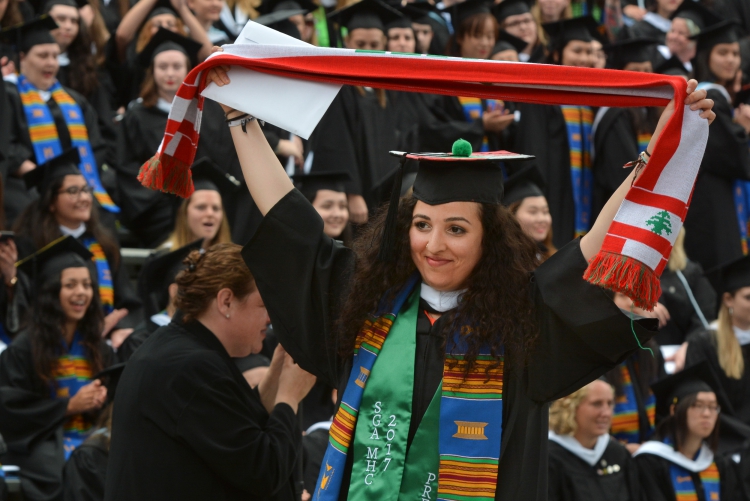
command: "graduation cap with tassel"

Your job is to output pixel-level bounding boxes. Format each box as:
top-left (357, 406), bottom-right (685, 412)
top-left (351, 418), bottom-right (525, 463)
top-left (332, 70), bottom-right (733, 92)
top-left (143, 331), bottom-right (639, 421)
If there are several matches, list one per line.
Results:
top-left (379, 139), bottom-right (533, 261)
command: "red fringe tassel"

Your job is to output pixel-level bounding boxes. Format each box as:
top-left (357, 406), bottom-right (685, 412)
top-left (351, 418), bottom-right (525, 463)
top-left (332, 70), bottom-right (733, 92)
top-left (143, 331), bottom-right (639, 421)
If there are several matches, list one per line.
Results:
top-left (583, 251), bottom-right (661, 311)
top-left (138, 154), bottom-right (195, 198)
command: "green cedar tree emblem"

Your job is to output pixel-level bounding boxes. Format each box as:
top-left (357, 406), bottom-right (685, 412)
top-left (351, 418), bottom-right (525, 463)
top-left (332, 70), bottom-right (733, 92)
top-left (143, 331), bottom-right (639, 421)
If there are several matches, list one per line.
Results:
top-left (646, 210), bottom-right (673, 236)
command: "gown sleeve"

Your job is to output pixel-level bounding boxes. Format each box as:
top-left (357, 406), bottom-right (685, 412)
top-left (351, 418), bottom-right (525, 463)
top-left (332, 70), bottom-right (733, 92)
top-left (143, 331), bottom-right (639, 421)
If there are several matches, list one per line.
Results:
top-left (0, 333), bottom-right (69, 454)
top-left (62, 441), bottom-right (108, 501)
top-left (175, 376), bottom-right (301, 497)
top-left (4, 82), bottom-right (34, 173)
top-left (526, 239), bottom-right (658, 402)
top-left (241, 189), bottom-right (355, 387)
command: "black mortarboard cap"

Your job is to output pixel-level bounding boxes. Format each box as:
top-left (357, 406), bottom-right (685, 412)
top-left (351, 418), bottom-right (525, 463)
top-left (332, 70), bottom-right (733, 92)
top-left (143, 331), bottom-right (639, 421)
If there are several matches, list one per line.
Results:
top-left (654, 54), bottom-right (690, 76)
top-left (138, 239), bottom-right (203, 318)
top-left (710, 254), bottom-right (750, 295)
top-left (604, 37), bottom-right (658, 69)
top-left (0, 15), bottom-right (58, 53)
top-left (190, 157), bottom-right (241, 194)
top-left (260, 0), bottom-right (316, 15)
top-left (491, 29), bottom-right (527, 55)
top-left (690, 20), bottom-right (740, 53)
top-left (23, 147), bottom-right (81, 194)
top-left (492, 0), bottom-right (530, 24)
top-left (147, 0), bottom-right (178, 20)
top-left (651, 361), bottom-right (730, 419)
top-left (328, 0), bottom-right (403, 32)
top-left (386, 7), bottom-right (413, 31)
top-left (42, 0), bottom-right (88, 13)
top-left (255, 8), bottom-right (307, 27)
top-left (543, 15), bottom-right (600, 49)
top-left (16, 235), bottom-right (93, 284)
top-left (402, 0), bottom-right (438, 25)
top-left (138, 27), bottom-right (202, 68)
top-left (443, 0), bottom-right (492, 28)
top-left (670, 0), bottom-right (721, 32)
top-left (93, 362), bottom-right (126, 404)
top-left (502, 164), bottom-right (545, 206)
top-left (380, 139), bottom-right (533, 260)
top-left (291, 170), bottom-right (350, 198)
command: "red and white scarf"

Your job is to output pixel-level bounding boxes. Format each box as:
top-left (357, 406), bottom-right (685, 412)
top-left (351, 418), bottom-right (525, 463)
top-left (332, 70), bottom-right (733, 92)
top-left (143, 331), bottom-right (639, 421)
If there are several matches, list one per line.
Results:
top-left (139, 44), bottom-right (709, 309)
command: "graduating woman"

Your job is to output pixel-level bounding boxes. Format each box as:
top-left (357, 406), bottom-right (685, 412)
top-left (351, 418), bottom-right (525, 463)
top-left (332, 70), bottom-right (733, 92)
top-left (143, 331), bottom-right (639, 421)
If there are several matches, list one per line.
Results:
top-left (2, 16), bottom-right (115, 227)
top-left (683, 21), bottom-right (750, 272)
top-left (634, 362), bottom-right (740, 501)
top-left (514, 16), bottom-right (598, 249)
top-left (14, 149), bottom-right (141, 343)
top-left (292, 171), bottom-right (351, 244)
top-left (502, 164), bottom-right (556, 262)
top-left (630, 0), bottom-right (682, 44)
top-left (493, 0), bottom-right (545, 63)
top-left (548, 380), bottom-right (641, 501)
top-left (0, 236), bottom-right (112, 501)
top-left (205, 52), bottom-right (714, 499)
top-left (105, 243), bottom-right (317, 500)
top-left (421, 0), bottom-right (516, 154)
top-left (685, 255), bottom-right (750, 425)
top-left (116, 28), bottom-right (201, 247)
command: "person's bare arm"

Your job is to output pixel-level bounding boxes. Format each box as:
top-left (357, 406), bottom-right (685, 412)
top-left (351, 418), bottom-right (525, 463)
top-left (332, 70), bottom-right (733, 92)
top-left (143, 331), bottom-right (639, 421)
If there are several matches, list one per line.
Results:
top-left (115, 0), bottom-right (159, 60)
top-left (205, 49), bottom-right (294, 215)
top-left (580, 79), bottom-right (715, 261)
top-left (171, 0), bottom-right (213, 61)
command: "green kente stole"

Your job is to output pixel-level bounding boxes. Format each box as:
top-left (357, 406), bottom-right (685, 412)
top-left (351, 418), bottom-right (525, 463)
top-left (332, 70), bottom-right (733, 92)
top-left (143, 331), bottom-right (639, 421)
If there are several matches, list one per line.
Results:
top-left (314, 274), bottom-right (504, 501)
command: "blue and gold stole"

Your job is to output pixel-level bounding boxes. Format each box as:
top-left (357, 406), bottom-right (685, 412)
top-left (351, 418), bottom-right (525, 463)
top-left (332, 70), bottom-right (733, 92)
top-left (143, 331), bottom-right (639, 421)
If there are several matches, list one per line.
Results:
top-left (52, 331), bottom-right (94, 459)
top-left (314, 275), bottom-right (504, 501)
top-left (560, 105), bottom-right (594, 238)
top-left (457, 97), bottom-right (502, 152)
top-left (81, 237), bottom-right (114, 315)
top-left (611, 362), bottom-right (655, 444)
top-left (670, 461), bottom-right (720, 501)
top-left (16, 75), bottom-right (119, 214)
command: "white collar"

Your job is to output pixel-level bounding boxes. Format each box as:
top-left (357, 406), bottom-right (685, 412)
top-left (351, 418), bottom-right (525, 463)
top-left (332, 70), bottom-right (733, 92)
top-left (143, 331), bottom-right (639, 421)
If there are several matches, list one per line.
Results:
top-left (420, 283), bottom-right (465, 312)
top-left (642, 12), bottom-right (672, 33)
top-left (696, 82), bottom-right (732, 104)
top-left (305, 420), bottom-right (333, 435)
top-left (734, 325), bottom-right (750, 346)
top-left (548, 431), bottom-right (610, 466)
top-left (57, 52), bottom-right (70, 66)
top-left (156, 98), bottom-right (173, 115)
top-left (518, 52), bottom-right (530, 62)
top-left (634, 441), bottom-right (714, 472)
top-left (60, 223), bottom-right (87, 238)
top-left (150, 312), bottom-right (172, 327)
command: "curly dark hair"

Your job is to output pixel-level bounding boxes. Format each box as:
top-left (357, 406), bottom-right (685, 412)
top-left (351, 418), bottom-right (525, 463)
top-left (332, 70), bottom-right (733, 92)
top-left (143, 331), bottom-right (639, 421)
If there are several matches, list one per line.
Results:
top-left (337, 195), bottom-right (540, 374)
top-left (14, 175), bottom-right (121, 269)
top-left (62, 18), bottom-right (100, 97)
top-left (31, 268), bottom-right (105, 385)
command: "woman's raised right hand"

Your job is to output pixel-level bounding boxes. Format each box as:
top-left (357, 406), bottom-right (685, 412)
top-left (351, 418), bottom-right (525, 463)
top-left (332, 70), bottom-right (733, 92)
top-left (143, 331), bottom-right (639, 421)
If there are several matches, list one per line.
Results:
top-left (67, 379), bottom-right (107, 415)
top-left (275, 354), bottom-right (316, 413)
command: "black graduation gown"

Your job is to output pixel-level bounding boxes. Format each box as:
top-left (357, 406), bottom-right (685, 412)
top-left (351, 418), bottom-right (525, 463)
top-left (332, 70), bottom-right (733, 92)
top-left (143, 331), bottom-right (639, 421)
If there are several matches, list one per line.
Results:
top-left (62, 430), bottom-right (109, 501)
top-left (113, 320), bottom-right (157, 363)
top-left (240, 189), bottom-right (658, 501)
top-left (592, 107), bottom-right (641, 219)
top-left (420, 94), bottom-right (507, 153)
top-left (0, 271), bottom-right (31, 344)
top-left (303, 426), bottom-right (329, 493)
top-left (0, 332), bottom-right (113, 501)
top-left (629, 19), bottom-right (668, 44)
top-left (3, 81), bottom-right (109, 226)
top-left (514, 103), bottom-right (577, 249)
top-left (683, 89), bottom-right (750, 272)
top-left (548, 437), bottom-right (641, 501)
top-left (105, 315), bottom-right (302, 501)
top-left (634, 449), bottom-right (740, 501)
top-left (656, 260), bottom-right (716, 346)
top-left (114, 101), bottom-right (179, 247)
top-left (685, 330), bottom-right (750, 425)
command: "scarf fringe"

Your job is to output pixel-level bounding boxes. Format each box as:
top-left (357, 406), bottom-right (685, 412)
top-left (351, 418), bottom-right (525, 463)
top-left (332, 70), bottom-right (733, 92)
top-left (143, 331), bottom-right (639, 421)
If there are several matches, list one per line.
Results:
top-left (138, 154), bottom-right (195, 198)
top-left (583, 251), bottom-right (661, 311)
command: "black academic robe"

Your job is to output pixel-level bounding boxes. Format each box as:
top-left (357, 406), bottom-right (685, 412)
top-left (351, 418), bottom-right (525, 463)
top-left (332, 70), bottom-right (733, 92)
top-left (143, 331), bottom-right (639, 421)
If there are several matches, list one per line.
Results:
top-left (685, 330), bottom-right (750, 425)
top-left (105, 315), bottom-right (302, 501)
top-left (634, 449), bottom-right (740, 501)
top-left (514, 103), bottom-right (577, 249)
top-left (0, 270), bottom-right (30, 344)
top-left (592, 107), bottom-right (643, 219)
top-left (113, 320), bottom-right (158, 363)
top-left (656, 260), bottom-right (716, 346)
top-left (308, 86), bottom-right (401, 211)
top-left (4, 81), bottom-right (108, 226)
top-left (62, 429), bottom-right (109, 501)
top-left (548, 437), bottom-right (641, 501)
top-left (0, 332), bottom-right (113, 501)
top-left (683, 89), bottom-right (750, 272)
top-left (630, 19), bottom-right (668, 44)
top-left (420, 94), bottom-right (507, 153)
top-left (115, 102), bottom-right (180, 247)
top-left (303, 426), bottom-right (330, 492)
top-left (241, 189), bottom-right (658, 501)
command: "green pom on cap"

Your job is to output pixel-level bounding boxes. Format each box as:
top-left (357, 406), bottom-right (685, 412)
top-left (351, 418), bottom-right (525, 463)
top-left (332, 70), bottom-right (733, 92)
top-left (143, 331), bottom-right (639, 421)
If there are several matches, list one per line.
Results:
top-left (452, 139), bottom-right (472, 158)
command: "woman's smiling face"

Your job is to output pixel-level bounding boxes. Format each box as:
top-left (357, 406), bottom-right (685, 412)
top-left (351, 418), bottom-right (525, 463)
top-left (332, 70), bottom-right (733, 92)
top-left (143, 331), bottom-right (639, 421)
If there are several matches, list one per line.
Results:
top-left (409, 200), bottom-right (484, 291)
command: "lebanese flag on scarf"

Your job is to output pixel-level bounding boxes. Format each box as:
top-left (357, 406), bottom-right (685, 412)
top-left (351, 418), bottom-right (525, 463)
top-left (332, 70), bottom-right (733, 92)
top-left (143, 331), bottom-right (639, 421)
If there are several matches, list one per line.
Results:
top-left (139, 43), bottom-right (709, 310)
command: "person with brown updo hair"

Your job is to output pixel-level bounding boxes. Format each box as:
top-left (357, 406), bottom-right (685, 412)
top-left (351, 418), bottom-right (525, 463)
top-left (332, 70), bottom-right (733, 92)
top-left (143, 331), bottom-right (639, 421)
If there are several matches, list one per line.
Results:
top-left (106, 242), bottom-right (316, 501)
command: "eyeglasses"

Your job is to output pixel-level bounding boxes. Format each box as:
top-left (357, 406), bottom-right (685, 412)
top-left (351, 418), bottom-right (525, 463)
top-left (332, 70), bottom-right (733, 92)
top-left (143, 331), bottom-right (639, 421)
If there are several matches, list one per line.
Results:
top-left (504, 18), bottom-right (535, 30)
top-left (690, 402), bottom-right (721, 414)
top-left (58, 185), bottom-right (94, 198)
